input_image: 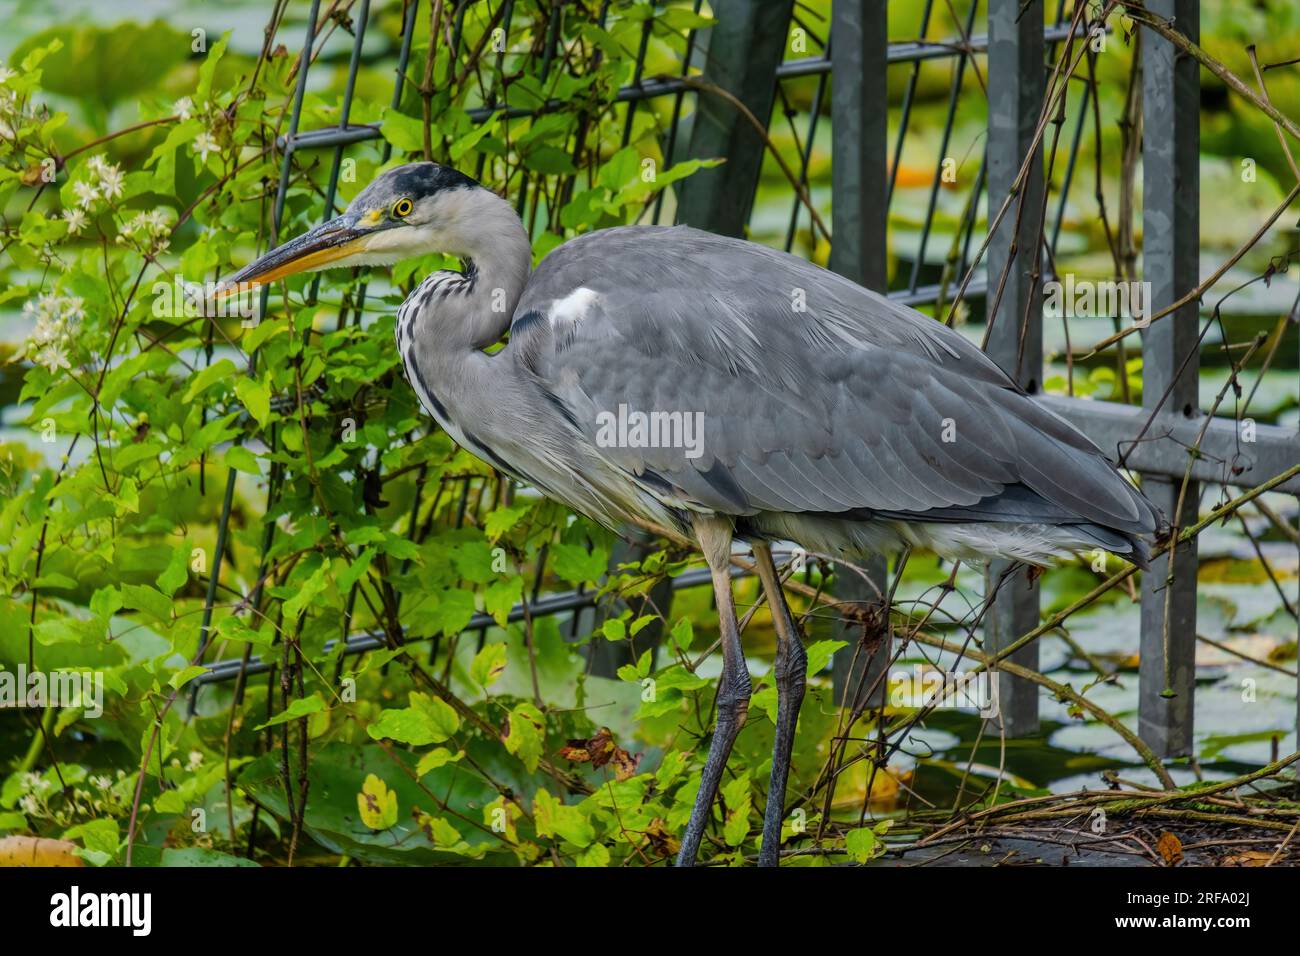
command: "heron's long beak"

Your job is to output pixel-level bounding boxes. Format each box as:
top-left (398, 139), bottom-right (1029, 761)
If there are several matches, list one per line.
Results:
top-left (217, 214), bottom-right (370, 296)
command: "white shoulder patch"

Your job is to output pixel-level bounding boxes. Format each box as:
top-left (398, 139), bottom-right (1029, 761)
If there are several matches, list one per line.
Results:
top-left (549, 287), bottom-right (599, 327)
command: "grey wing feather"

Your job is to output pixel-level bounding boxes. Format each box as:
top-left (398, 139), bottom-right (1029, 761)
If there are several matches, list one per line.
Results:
top-left (510, 224), bottom-right (1160, 541)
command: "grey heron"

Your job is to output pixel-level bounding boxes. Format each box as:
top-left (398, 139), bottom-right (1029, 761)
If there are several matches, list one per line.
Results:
top-left (227, 161), bottom-right (1163, 867)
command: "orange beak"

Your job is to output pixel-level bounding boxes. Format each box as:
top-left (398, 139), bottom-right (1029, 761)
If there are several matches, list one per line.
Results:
top-left (215, 214), bottom-right (371, 298)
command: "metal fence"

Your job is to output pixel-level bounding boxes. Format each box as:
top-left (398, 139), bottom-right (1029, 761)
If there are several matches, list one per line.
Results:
top-left (193, 0), bottom-right (1300, 765)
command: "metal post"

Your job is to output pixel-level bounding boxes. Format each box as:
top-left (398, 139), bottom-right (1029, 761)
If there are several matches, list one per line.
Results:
top-left (984, 0), bottom-right (1045, 737)
top-left (1138, 0), bottom-right (1201, 758)
top-left (675, 0), bottom-right (795, 234)
top-left (827, 0), bottom-right (891, 710)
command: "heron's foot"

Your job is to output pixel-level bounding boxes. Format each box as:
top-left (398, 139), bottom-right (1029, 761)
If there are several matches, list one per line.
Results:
top-left (675, 674), bottom-right (751, 867)
top-left (758, 632), bottom-right (807, 867)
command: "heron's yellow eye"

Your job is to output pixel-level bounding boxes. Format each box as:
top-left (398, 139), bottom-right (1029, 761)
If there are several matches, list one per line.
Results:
top-left (391, 197), bottom-right (414, 219)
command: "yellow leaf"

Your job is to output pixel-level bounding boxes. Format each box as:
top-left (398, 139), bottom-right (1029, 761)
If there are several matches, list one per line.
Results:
top-left (0, 836), bottom-right (85, 867)
top-left (357, 773), bottom-right (398, 830)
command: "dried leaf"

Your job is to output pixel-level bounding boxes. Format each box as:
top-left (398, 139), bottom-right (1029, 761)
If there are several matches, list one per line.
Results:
top-left (611, 746), bottom-right (640, 781)
top-left (557, 727), bottom-right (640, 780)
top-left (0, 836), bottom-right (85, 867)
top-left (1156, 831), bottom-right (1183, 866)
top-left (642, 818), bottom-right (680, 859)
top-left (1223, 850), bottom-right (1278, 867)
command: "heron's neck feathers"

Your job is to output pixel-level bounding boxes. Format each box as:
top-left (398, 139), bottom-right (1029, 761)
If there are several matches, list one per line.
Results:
top-left (422, 187), bottom-right (531, 350)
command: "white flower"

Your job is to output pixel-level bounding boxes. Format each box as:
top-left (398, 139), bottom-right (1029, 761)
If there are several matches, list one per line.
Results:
top-left (118, 210), bottom-right (171, 254)
top-left (173, 96), bottom-right (193, 121)
top-left (31, 315), bottom-right (60, 345)
top-left (62, 207), bottom-right (86, 234)
top-left (73, 179), bottom-right (99, 208)
top-left (186, 750), bottom-right (204, 771)
top-left (35, 343), bottom-right (71, 372)
top-left (0, 63), bottom-right (16, 85)
top-left (98, 163), bottom-right (124, 200)
top-left (192, 132), bottom-right (219, 164)
top-left (22, 294), bottom-right (85, 358)
top-left (18, 795), bottom-right (40, 815)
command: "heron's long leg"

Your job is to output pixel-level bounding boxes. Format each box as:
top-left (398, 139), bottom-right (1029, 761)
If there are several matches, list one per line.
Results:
top-left (676, 515), bottom-right (751, 868)
top-left (751, 540), bottom-right (807, 867)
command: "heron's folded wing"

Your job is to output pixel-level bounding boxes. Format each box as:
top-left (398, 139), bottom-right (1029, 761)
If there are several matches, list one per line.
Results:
top-left (511, 225), bottom-right (1153, 535)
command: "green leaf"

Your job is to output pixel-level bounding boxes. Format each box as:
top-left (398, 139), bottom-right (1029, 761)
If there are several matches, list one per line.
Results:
top-left (215, 614), bottom-right (271, 647)
top-left (415, 748), bottom-right (464, 777)
top-left (168, 665), bottom-right (207, 690)
top-left (195, 32), bottom-right (229, 104)
top-left (366, 692), bottom-right (459, 746)
top-left (380, 108), bottom-right (426, 153)
top-left (805, 639), bottom-right (847, 678)
top-left (845, 826), bottom-right (881, 863)
top-left (598, 146), bottom-right (640, 191)
top-left (242, 316), bottom-right (287, 353)
top-left (281, 563), bottom-right (328, 623)
top-left (431, 588), bottom-right (476, 637)
top-left (576, 842), bottom-right (610, 867)
top-left (484, 576), bottom-right (522, 627)
top-left (484, 504), bottom-right (530, 539)
top-left (235, 377), bottom-right (271, 427)
top-left (504, 702), bottom-right (545, 772)
top-left (63, 818), bottom-right (119, 864)
top-left (451, 540), bottom-right (498, 583)
top-left (550, 542), bottom-right (607, 584)
top-left (89, 586), bottom-right (123, 620)
top-left (222, 445), bottom-right (261, 475)
top-left (670, 617), bottom-right (694, 652)
top-left (600, 618), bottom-right (626, 642)
top-left (723, 794), bottom-right (752, 847)
top-left (120, 583), bottom-right (173, 623)
top-left (533, 788), bottom-right (595, 848)
top-left (32, 573), bottom-right (77, 590)
top-left (255, 693), bottom-right (326, 731)
top-left (450, 115), bottom-right (500, 162)
top-left (183, 358), bottom-right (237, 402)
top-left (156, 545), bottom-right (189, 597)
top-left (470, 642), bottom-right (508, 688)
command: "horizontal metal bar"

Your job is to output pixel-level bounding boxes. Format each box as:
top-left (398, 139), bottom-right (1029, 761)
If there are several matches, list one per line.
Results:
top-left (1040, 394), bottom-right (1300, 494)
top-left (195, 565), bottom-right (730, 686)
top-left (883, 21), bottom-right (1087, 66)
top-left (277, 24), bottom-right (1092, 153)
top-left (889, 277), bottom-right (987, 308)
top-left (285, 125), bottom-right (388, 152)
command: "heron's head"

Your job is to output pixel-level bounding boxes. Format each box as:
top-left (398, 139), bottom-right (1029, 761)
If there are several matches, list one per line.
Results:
top-left (223, 162), bottom-right (494, 291)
